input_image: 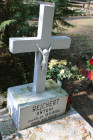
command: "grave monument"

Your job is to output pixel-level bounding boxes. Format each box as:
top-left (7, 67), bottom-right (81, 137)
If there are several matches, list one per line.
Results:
top-left (7, 4), bottom-right (71, 130)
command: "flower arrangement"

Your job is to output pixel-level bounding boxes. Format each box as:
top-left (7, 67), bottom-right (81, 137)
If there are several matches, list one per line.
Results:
top-left (87, 58), bottom-right (93, 81)
top-left (47, 59), bottom-right (81, 82)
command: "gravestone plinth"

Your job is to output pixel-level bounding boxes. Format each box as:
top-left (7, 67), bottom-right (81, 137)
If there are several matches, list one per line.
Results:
top-left (7, 4), bottom-right (71, 131)
top-left (7, 80), bottom-right (68, 130)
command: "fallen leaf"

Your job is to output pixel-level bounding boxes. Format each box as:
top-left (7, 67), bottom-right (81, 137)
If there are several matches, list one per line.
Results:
top-left (81, 127), bottom-right (87, 134)
top-left (82, 132), bottom-right (91, 140)
top-left (80, 121), bottom-right (85, 126)
top-left (74, 120), bottom-right (80, 125)
top-left (87, 132), bottom-right (91, 139)
top-left (56, 121), bottom-right (62, 124)
top-left (34, 127), bottom-right (42, 132)
top-left (88, 115), bottom-right (93, 121)
top-left (20, 138), bottom-right (23, 140)
top-left (66, 122), bottom-right (70, 127)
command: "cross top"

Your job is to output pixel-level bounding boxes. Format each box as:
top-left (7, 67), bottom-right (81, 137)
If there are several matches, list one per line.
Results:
top-left (9, 4), bottom-right (71, 93)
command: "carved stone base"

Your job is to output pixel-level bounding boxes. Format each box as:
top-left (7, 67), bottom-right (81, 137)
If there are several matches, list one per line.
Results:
top-left (7, 80), bottom-right (68, 130)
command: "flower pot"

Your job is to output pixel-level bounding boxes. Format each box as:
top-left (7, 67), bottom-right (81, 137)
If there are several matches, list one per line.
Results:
top-left (57, 79), bottom-right (62, 87)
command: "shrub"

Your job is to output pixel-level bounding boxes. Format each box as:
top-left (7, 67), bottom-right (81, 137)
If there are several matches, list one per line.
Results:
top-left (0, 0), bottom-right (39, 46)
top-left (0, 0), bottom-right (76, 46)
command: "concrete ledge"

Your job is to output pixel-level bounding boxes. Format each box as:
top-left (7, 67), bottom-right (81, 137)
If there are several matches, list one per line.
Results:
top-left (0, 107), bottom-right (93, 140)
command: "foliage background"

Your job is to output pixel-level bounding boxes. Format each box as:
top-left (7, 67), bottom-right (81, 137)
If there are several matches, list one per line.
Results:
top-left (0, 0), bottom-right (75, 46)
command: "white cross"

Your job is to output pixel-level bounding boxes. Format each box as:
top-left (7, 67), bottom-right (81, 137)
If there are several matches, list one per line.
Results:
top-left (9, 4), bottom-right (71, 93)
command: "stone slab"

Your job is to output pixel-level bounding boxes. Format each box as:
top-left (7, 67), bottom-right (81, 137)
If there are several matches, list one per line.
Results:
top-left (0, 107), bottom-right (93, 140)
top-left (7, 80), bottom-right (68, 130)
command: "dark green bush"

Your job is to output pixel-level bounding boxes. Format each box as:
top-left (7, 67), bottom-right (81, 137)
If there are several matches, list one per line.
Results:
top-left (0, 0), bottom-right (76, 46)
top-left (0, 0), bottom-right (39, 46)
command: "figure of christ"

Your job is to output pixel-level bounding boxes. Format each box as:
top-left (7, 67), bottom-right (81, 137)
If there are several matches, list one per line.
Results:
top-left (36, 42), bottom-right (53, 74)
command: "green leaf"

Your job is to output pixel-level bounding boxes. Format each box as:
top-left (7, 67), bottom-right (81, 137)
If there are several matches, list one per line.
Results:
top-left (0, 20), bottom-right (16, 32)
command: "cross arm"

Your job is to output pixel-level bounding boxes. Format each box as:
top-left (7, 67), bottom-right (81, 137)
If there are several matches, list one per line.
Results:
top-left (51, 36), bottom-right (71, 49)
top-left (9, 37), bottom-right (41, 54)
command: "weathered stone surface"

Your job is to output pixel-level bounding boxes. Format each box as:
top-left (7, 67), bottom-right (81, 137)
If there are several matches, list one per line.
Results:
top-left (7, 79), bottom-right (68, 130)
top-left (1, 107), bottom-right (93, 140)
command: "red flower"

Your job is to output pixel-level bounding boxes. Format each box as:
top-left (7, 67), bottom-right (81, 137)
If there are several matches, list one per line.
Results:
top-left (89, 58), bottom-right (93, 65)
top-left (87, 71), bottom-right (92, 80)
top-left (67, 96), bottom-right (72, 106)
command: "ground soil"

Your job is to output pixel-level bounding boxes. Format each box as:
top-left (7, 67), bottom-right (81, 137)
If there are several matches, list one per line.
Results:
top-left (52, 17), bottom-right (93, 127)
top-left (0, 17), bottom-right (93, 128)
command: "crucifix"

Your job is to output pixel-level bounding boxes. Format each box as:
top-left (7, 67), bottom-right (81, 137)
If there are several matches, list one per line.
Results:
top-left (9, 4), bottom-right (71, 93)
top-left (8, 4), bottom-right (71, 130)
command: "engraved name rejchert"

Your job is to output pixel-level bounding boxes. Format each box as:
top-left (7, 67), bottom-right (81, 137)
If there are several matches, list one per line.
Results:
top-left (33, 98), bottom-right (59, 112)
top-left (28, 98), bottom-right (60, 125)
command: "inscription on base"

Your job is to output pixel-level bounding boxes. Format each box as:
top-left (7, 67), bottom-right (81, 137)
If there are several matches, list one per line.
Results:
top-left (19, 96), bottom-right (66, 129)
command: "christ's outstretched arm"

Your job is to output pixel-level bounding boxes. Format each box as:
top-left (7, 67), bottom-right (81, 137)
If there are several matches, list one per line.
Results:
top-left (36, 44), bottom-right (43, 54)
top-left (49, 42), bottom-right (53, 52)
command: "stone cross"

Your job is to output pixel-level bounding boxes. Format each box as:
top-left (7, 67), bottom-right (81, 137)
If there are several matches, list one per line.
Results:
top-left (9, 4), bottom-right (71, 93)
